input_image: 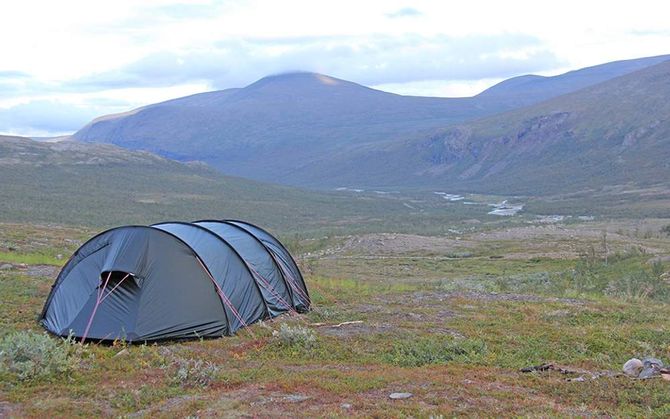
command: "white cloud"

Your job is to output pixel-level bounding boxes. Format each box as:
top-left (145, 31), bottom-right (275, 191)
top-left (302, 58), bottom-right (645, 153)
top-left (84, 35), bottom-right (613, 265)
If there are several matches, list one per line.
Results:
top-left (386, 7), bottom-right (422, 19)
top-left (0, 0), bottom-right (669, 135)
top-left (68, 33), bottom-right (559, 91)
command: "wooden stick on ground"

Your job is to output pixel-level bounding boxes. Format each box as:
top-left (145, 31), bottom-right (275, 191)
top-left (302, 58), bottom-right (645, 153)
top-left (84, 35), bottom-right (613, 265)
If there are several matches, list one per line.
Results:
top-left (309, 320), bottom-right (364, 328)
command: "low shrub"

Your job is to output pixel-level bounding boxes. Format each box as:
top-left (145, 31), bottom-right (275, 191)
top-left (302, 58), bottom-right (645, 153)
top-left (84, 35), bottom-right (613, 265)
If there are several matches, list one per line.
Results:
top-left (274, 324), bottom-right (317, 349)
top-left (605, 264), bottom-right (670, 301)
top-left (168, 357), bottom-right (219, 388)
top-left (0, 331), bottom-right (79, 381)
top-left (385, 336), bottom-right (487, 367)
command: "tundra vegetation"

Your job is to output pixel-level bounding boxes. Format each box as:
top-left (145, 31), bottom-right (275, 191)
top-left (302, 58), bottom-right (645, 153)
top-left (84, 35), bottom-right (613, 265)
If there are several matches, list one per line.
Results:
top-left (1, 215), bottom-right (670, 417)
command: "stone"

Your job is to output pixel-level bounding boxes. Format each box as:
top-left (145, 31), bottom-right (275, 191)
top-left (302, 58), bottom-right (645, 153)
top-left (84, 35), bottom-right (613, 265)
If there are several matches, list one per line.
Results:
top-left (0, 263), bottom-right (13, 270)
top-left (113, 348), bottom-right (130, 358)
top-left (639, 367), bottom-right (660, 379)
top-left (639, 357), bottom-right (664, 379)
top-left (340, 403), bottom-right (352, 409)
top-left (642, 357), bottom-right (664, 368)
top-left (389, 392), bottom-right (413, 400)
top-left (623, 358), bottom-right (644, 377)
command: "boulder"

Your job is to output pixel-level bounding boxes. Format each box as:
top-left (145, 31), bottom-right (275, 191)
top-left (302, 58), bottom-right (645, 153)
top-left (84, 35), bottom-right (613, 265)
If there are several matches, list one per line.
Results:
top-left (623, 358), bottom-right (643, 377)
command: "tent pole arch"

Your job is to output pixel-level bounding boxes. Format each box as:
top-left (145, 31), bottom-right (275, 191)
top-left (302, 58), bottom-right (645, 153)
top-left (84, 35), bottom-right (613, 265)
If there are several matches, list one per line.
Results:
top-left (194, 219), bottom-right (297, 310)
top-left (223, 219), bottom-right (311, 306)
top-left (150, 222), bottom-right (272, 320)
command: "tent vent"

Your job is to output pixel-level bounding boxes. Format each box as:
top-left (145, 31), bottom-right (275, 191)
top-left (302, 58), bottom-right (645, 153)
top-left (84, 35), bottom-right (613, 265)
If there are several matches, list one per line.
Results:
top-left (100, 271), bottom-right (137, 290)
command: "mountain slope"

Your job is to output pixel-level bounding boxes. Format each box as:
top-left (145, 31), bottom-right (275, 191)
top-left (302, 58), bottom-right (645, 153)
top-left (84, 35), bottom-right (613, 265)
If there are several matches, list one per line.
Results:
top-left (305, 60), bottom-right (670, 194)
top-left (0, 136), bottom-right (416, 231)
top-left (74, 73), bottom-right (487, 180)
top-left (477, 54), bottom-right (670, 107)
top-left (73, 55), bottom-right (668, 185)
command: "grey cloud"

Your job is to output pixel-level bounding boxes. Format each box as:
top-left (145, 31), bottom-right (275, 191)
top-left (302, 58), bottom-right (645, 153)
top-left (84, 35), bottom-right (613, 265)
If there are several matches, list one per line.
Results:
top-left (386, 7), bottom-right (422, 18)
top-left (72, 33), bottom-right (561, 91)
top-left (0, 100), bottom-right (111, 135)
top-left (0, 70), bottom-right (40, 96)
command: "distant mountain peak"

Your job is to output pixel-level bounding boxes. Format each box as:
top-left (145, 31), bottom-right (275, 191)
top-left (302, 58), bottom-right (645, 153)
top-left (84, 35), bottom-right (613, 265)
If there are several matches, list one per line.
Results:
top-left (245, 71), bottom-right (351, 90)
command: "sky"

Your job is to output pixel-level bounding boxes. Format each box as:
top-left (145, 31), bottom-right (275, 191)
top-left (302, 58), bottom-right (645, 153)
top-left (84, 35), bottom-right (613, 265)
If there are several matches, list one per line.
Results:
top-left (1, 0), bottom-right (669, 136)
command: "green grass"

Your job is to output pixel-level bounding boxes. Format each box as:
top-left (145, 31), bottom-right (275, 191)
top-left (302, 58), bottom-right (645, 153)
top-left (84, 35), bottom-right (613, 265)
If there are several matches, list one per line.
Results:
top-left (0, 252), bottom-right (63, 266)
top-left (1, 221), bottom-right (670, 416)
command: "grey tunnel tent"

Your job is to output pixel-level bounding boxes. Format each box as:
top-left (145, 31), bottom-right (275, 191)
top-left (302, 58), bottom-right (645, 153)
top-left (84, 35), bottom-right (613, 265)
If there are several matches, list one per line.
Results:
top-left (40, 220), bottom-right (310, 342)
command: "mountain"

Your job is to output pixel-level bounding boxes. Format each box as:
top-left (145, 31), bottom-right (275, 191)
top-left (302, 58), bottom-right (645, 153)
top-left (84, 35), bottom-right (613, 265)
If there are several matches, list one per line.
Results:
top-left (302, 60), bottom-right (670, 194)
top-left (72, 55), bottom-right (669, 186)
top-left (0, 136), bottom-right (415, 232)
top-left (476, 54), bottom-right (670, 107)
top-left (73, 73), bottom-right (490, 182)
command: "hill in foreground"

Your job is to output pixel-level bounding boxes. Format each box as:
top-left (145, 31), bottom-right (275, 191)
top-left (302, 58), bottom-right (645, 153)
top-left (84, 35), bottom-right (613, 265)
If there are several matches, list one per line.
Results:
top-left (0, 135), bottom-right (417, 232)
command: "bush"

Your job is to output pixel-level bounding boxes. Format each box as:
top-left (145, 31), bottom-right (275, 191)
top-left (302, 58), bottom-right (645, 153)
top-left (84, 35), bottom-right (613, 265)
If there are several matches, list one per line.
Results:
top-left (0, 331), bottom-right (79, 381)
top-left (168, 357), bottom-right (219, 388)
top-left (386, 336), bottom-right (487, 367)
top-left (274, 324), bottom-right (317, 349)
top-left (605, 266), bottom-right (670, 301)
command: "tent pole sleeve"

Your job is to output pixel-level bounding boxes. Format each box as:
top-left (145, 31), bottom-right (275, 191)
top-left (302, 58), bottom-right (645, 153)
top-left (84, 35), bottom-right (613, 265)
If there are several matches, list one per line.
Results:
top-left (245, 261), bottom-right (296, 315)
top-left (194, 255), bottom-right (253, 336)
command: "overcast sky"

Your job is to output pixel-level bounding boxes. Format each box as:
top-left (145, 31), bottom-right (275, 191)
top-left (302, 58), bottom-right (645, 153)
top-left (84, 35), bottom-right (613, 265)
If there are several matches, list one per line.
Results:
top-left (1, 0), bottom-right (669, 136)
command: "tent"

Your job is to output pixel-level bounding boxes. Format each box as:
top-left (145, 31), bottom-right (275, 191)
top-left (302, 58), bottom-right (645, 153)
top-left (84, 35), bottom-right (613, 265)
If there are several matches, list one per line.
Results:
top-left (40, 220), bottom-right (310, 342)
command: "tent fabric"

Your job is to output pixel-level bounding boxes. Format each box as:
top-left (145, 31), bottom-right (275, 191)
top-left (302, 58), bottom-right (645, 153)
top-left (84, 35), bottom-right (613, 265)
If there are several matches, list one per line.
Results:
top-left (224, 220), bottom-right (311, 311)
top-left (194, 221), bottom-right (294, 316)
top-left (40, 221), bottom-right (309, 342)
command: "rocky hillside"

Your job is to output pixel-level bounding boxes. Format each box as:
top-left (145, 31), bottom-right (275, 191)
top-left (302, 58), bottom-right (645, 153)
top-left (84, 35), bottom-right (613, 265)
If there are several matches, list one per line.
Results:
top-left (304, 60), bottom-right (670, 194)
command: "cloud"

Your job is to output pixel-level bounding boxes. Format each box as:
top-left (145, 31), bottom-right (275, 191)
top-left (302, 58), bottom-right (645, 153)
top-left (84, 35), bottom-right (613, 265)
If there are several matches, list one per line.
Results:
top-left (71, 33), bottom-right (561, 91)
top-left (147, 1), bottom-right (224, 20)
top-left (629, 29), bottom-right (670, 37)
top-left (0, 70), bottom-right (31, 79)
top-left (0, 71), bottom-right (39, 97)
top-left (386, 7), bottom-right (422, 18)
top-left (0, 100), bottom-right (104, 136)
top-left (0, 32), bottom-right (562, 135)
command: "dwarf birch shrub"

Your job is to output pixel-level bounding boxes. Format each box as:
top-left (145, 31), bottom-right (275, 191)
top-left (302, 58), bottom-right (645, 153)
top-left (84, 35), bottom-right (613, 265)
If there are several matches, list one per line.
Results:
top-left (274, 324), bottom-right (317, 349)
top-left (168, 357), bottom-right (219, 388)
top-left (0, 331), bottom-right (79, 381)
top-left (386, 336), bottom-right (487, 367)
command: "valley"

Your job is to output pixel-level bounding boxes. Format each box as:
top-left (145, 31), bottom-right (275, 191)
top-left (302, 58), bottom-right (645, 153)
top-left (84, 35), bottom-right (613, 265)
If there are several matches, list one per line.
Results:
top-left (1, 50), bottom-right (670, 417)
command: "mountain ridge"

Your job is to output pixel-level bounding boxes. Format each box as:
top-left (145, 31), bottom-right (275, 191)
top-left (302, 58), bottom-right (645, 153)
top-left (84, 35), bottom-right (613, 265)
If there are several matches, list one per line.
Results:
top-left (72, 54), bottom-right (670, 191)
top-left (300, 59), bottom-right (670, 194)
